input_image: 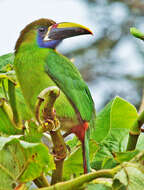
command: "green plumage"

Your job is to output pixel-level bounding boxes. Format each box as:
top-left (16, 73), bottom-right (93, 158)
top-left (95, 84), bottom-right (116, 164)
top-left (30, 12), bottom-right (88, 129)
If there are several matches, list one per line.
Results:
top-left (45, 50), bottom-right (94, 121)
top-left (14, 19), bottom-right (96, 173)
top-left (15, 47), bottom-right (95, 127)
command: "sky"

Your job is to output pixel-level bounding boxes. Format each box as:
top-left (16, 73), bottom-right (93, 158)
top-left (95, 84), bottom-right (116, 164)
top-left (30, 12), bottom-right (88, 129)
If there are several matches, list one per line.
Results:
top-left (0, 0), bottom-right (95, 55)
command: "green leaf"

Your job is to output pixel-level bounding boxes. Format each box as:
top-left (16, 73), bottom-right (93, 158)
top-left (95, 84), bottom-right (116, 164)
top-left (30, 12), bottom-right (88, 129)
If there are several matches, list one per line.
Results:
top-left (91, 96), bottom-right (138, 142)
top-left (85, 184), bottom-right (111, 190)
top-left (0, 54), bottom-right (15, 86)
top-left (110, 97), bottom-right (138, 129)
top-left (102, 158), bottom-right (117, 169)
top-left (0, 135), bottom-right (55, 190)
top-left (130, 27), bottom-right (144, 40)
top-left (0, 104), bottom-right (20, 135)
top-left (63, 140), bottom-right (98, 180)
top-left (0, 53), bottom-right (14, 72)
top-left (114, 150), bottom-right (140, 163)
top-left (0, 53), bottom-right (32, 122)
top-left (91, 100), bottom-right (112, 142)
top-left (91, 142), bottom-right (118, 170)
top-left (91, 97), bottom-right (138, 170)
top-left (22, 120), bottom-right (42, 143)
top-left (113, 164), bottom-right (144, 190)
top-left (136, 133), bottom-right (144, 150)
top-left (66, 136), bottom-right (78, 149)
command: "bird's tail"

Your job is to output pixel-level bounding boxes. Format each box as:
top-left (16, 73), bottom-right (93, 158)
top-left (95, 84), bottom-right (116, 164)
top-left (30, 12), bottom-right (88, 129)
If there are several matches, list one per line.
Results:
top-left (71, 122), bottom-right (90, 173)
top-left (82, 125), bottom-right (90, 173)
top-left (83, 109), bottom-right (96, 173)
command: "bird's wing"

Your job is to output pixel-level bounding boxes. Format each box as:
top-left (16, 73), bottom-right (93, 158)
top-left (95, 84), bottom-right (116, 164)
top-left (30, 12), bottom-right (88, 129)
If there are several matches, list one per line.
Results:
top-left (44, 50), bottom-right (94, 122)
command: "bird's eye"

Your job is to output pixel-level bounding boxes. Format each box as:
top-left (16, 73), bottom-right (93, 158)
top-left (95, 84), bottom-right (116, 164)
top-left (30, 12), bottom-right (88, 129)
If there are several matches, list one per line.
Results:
top-left (38, 27), bottom-right (46, 33)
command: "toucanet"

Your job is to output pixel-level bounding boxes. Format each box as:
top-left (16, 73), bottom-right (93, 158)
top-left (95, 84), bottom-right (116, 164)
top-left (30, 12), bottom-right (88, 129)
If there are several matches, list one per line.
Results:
top-left (14, 18), bottom-right (96, 173)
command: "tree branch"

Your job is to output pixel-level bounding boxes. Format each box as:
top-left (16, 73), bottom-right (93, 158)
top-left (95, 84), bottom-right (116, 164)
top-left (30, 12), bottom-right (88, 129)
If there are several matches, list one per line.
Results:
top-left (35, 150), bottom-right (144, 190)
top-left (34, 86), bottom-right (67, 186)
top-left (36, 166), bottom-right (121, 190)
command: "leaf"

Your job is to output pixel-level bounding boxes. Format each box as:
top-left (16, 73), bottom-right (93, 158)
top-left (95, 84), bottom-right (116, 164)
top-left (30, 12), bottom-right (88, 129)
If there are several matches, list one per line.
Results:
top-left (91, 96), bottom-right (138, 143)
top-left (110, 97), bottom-right (138, 129)
top-left (0, 54), bottom-right (15, 85)
top-left (130, 27), bottom-right (144, 40)
top-left (91, 143), bottom-right (118, 170)
top-left (114, 150), bottom-right (140, 163)
top-left (85, 184), bottom-right (112, 190)
top-left (91, 97), bottom-right (138, 170)
top-left (91, 100), bottom-right (112, 142)
top-left (66, 136), bottom-right (78, 149)
top-left (113, 165), bottom-right (144, 190)
top-left (0, 104), bottom-right (20, 135)
top-left (0, 136), bottom-right (55, 190)
top-left (0, 53), bottom-right (32, 122)
top-left (102, 157), bottom-right (117, 169)
top-left (0, 53), bottom-right (14, 72)
top-left (63, 140), bottom-right (98, 180)
top-left (22, 120), bottom-right (42, 143)
top-left (135, 133), bottom-right (144, 151)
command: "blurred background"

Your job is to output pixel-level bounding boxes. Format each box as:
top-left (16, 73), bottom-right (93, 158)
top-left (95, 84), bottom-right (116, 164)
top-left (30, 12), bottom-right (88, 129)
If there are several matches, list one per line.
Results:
top-left (1, 0), bottom-right (144, 111)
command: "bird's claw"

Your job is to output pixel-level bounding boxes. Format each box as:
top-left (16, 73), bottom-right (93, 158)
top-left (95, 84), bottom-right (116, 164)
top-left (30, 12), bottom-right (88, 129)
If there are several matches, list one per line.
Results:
top-left (42, 117), bottom-right (60, 132)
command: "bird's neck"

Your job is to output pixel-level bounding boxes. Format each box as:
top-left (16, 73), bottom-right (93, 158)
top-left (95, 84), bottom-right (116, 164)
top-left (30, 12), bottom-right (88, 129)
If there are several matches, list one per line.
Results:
top-left (37, 35), bottom-right (62, 49)
top-left (15, 40), bottom-right (39, 53)
top-left (15, 43), bottom-right (58, 60)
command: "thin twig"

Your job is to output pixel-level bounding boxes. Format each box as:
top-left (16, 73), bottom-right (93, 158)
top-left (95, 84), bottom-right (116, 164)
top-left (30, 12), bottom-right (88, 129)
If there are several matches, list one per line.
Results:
top-left (126, 90), bottom-right (144, 151)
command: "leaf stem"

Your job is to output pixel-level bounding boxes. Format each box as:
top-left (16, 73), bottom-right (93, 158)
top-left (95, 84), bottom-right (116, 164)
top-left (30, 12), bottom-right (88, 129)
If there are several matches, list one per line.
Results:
top-left (33, 174), bottom-right (50, 187)
top-left (8, 80), bottom-right (19, 125)
top-left (2, 80), bottom-right (8, 100)
top-left (126, 109), bottom-right (144, 151)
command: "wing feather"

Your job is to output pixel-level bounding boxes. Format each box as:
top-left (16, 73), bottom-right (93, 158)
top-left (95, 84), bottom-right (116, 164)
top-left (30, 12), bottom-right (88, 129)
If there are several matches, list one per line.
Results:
top-left (45, 50), bottom-right (95, 122)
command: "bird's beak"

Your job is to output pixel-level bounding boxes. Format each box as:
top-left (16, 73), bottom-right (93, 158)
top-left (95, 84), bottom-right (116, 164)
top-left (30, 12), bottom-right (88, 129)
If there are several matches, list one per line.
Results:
top-left (44, 22), bottom-right (93, 41)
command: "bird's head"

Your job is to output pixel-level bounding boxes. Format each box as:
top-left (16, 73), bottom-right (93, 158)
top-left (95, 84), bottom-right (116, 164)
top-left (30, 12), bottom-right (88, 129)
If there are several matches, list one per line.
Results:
top-left (15, 18), bottom-right (92, 52)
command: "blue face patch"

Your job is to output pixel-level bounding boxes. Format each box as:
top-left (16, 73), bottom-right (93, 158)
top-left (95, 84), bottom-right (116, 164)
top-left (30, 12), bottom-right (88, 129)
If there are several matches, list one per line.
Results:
top-left (37, 34), bottom-right (61, 49)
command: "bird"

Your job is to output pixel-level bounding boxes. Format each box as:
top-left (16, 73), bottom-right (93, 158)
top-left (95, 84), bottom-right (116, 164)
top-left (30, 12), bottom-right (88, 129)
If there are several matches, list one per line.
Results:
top-left (14, 18), bottom-right (96, 174)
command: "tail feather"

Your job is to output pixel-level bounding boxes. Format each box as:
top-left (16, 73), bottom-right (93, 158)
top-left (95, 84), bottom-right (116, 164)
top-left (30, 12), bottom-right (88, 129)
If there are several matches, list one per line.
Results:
top-left (71, 122), bottom-right (90, 173)
top-left (82, 127), bottom-right (90, 173)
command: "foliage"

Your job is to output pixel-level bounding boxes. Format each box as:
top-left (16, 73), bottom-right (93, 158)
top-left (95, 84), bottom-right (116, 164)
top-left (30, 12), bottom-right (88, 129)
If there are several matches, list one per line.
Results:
top-left (1, 49), bottom-right (144, 190)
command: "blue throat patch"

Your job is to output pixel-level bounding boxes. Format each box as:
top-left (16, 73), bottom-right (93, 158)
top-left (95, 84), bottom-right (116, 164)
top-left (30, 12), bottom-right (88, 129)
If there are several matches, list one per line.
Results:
top-left (37, 35), bottom-right (61, 49)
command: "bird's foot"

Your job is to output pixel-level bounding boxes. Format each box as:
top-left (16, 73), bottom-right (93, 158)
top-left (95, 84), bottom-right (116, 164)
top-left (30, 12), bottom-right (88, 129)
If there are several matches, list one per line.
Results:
top-left (42, 117), bottom-right (60, 132)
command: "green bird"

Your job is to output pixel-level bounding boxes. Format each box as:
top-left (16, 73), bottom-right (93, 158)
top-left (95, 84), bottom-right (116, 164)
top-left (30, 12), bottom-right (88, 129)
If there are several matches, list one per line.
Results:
top-left (14, 18), bottom-right (96, 173)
